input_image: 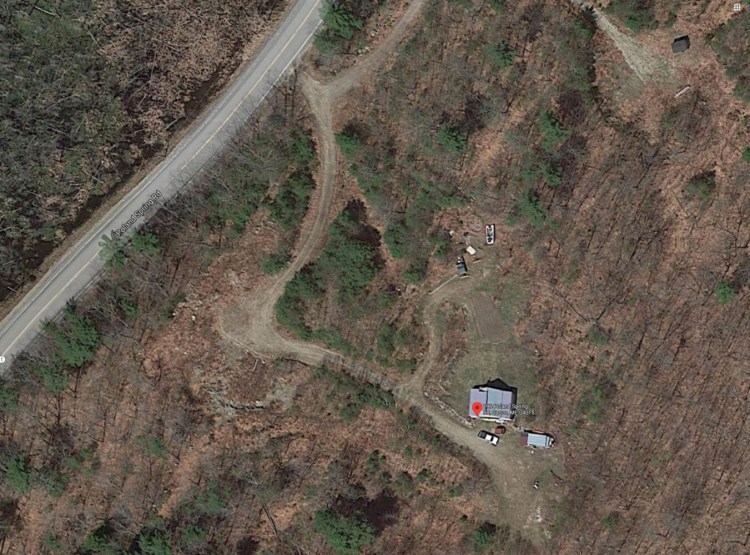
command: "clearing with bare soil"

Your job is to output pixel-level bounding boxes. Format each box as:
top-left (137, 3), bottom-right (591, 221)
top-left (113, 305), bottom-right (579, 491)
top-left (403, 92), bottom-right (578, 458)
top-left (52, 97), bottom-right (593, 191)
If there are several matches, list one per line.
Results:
top-left (8, 0), bottom-right (750, 553)
top-left (218, 0), bottom-right (565, 544)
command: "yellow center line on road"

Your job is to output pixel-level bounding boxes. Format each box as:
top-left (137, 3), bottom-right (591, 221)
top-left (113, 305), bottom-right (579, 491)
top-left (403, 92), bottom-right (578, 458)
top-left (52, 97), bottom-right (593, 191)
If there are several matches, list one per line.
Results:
top-left (2, 0), bottom-right (322, 357)
top-left (177, 0), bottom-right (322, 174)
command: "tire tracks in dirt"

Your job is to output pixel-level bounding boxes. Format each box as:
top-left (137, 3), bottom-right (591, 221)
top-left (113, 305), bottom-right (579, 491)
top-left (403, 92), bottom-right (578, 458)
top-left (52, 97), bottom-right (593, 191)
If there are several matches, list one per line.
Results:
top-left (571, 1), bottom-right (676, 84)
top-left (218, 0), bottom-right (544, 539)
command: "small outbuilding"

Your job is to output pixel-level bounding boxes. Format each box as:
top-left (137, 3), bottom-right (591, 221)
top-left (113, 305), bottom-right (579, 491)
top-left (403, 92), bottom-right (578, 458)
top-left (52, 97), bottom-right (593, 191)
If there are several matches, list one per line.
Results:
top-left (521, 432), bottom-right (555, 448)
top-left (671, 35), bottom-right (690, 53)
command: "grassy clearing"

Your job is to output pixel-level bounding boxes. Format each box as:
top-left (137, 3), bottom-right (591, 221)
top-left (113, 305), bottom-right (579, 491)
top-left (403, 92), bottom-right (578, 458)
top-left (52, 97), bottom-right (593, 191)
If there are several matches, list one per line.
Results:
top-left (440, 272), bottom-right (542, 426)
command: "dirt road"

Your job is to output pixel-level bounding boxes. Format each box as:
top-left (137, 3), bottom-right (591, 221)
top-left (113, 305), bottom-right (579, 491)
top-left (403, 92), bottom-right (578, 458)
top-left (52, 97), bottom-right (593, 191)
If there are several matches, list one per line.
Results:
top-left (218, 0), bottom-right (556, 540)
top-left (218, 0), bottom-right (428, 370)
top-left (0, 0), bottom-right (325, 370)
top-left (569, 1), bottom-right (675, 83)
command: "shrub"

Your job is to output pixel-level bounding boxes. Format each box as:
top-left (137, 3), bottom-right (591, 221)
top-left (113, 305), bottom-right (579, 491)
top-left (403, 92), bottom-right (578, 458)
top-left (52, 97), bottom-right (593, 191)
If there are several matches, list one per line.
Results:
top-left (515, 189), bottom-right (547, 228)
top-left (137, 531), bottom-right (173, 555)
top-left (323, 3), bottom-right (364, 41)
top-left (539, 159), bottom-right (562, 187)
top-left (292, 133), bottom-right (315, 166)
top-left (260, 249), bottom-right (291, 275)
top-left (393, 471), bottom-right (415, 497)
top-left (471, 528), bottom-right (496, 553)
top-left (538, 111), bottom-right (571, 150)
top-left (40, 468), bottom-right (70, 498)
top-left (336, 132), bottom-right (363, 161)
top-left (266, 173), bottom-right (314, 232)
top-left (311, 327), bottom-right (354, 355)
top-left (715, 282), bottom-right (735, 305)
top-left (485, 39), bottom-right (516, 68)
top-left (404, 260), bottom-right (427, 284)
top-left (376, 324), bottom-right (396, 356)
top-left (189, 486), bottom-right (229, 518)
top-left (179, 526), bottom-right (208, 554)
top-left (487, 0), bottom-right (506, 11)
top-left (446, 484), bottom-right (463, 498)
top-left (313, 509), bottom-right (374, 555)
top-left (42, 534), bottom-right (64, 553)
top-left (437, 124), bottom-right (468, 154)
top-left (131, 231), bottom-right (160, 255)
top-left (586, 323), bottom-right (608, 346)
top-left (684, 173), bottom-right (715, 200)
top-left (743, 147), bottom-right (750, 162)
top-left (80, 523), bottom-right (122, 554)
top-left (396, 358), bottom-right (417, 374)
top-left (136, 435), bottom-right (168, 460)
top-left (577, 383), bottom-right (605, 423)
top-left (161, 292), bottom-right (185, 320)
top-left (384, 223), bottom-right (408, 258)
top-left (120, 297), bottom-right (141, 320)
top-left (364, 450), bottom-right (385, 477)
top-left (5, 456), bottom-right (32, 494)
top-left (605, 0), bottom-right (657, 33)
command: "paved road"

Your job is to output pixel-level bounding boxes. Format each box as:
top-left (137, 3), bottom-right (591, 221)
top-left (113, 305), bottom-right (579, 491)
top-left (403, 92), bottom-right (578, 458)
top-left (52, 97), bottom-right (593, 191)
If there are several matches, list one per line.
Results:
top-left (0, 0), bottom-right (323, 370)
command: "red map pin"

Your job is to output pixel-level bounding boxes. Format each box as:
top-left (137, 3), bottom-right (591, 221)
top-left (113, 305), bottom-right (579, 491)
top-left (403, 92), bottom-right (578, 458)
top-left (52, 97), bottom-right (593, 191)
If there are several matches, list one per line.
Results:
top-left (472, 402), bottom-right (483, 417)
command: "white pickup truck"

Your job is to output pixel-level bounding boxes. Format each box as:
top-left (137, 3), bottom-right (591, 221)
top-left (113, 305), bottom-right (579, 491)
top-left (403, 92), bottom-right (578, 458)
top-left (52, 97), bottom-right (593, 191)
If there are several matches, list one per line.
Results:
top-left (478, 430), bottom-right (500, 446)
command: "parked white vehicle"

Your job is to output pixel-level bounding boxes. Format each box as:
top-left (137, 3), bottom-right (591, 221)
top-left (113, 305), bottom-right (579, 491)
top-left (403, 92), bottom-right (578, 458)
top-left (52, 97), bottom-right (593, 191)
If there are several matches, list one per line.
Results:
top-left (478, 430), bottom-right (500, 446)
top-left (485, 224), bottom-right (495, 245)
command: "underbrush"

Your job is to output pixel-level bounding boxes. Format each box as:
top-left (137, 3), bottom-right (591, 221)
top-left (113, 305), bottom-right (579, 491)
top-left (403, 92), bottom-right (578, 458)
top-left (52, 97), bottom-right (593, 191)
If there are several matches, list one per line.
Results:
top-left (712, 14), bottom-right (750, 104)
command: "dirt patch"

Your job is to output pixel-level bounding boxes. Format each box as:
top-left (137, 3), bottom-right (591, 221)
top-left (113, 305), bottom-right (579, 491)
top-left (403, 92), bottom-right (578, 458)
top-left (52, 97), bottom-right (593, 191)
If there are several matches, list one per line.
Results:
top-left (471, 291), bottom-right (505, 343)
top-left (590, 6), bottom-right (678, 84)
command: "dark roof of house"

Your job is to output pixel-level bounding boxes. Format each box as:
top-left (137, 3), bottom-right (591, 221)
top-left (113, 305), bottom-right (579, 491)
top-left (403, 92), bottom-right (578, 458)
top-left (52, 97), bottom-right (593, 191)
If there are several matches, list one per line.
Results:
top-left (482, 378), bottom-right (514, 391)
top-left (672, 35), bottom-right (690, 53)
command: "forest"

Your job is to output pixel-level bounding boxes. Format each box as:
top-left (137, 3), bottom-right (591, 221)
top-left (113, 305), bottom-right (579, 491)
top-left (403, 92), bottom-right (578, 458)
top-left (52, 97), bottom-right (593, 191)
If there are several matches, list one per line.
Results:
top-left (3, 0), bottom-right (750, 552)
top-left (0, 0), bottom-right (285, 303)
top-left (282, 0), bottom-right (750, 551)
top-left (0, 66), bottom-right (520, 552)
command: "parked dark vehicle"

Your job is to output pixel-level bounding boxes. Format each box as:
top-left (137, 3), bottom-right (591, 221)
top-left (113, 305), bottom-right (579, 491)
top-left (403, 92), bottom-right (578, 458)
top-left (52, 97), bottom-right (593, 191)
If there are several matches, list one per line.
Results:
top-left (456, 255), bottom-right (469, 277)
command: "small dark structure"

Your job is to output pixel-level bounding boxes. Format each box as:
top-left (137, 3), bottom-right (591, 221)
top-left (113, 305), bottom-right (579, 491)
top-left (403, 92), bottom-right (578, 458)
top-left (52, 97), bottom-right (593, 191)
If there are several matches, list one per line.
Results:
top-left (672, 35), bottom-right (690, 53)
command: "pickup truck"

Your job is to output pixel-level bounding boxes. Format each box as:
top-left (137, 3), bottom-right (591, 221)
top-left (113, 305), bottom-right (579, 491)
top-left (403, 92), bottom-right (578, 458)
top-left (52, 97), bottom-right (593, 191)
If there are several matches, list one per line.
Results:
top-left (478, 430), bottom-right (500, 446)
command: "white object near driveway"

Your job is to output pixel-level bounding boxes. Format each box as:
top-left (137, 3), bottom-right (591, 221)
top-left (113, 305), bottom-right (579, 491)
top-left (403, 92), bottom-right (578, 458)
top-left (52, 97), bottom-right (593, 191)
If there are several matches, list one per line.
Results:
top-left (485, 224), bottom-right (495, 245)
top-left (478, 430), bottom-right (500, 446)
